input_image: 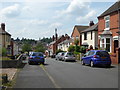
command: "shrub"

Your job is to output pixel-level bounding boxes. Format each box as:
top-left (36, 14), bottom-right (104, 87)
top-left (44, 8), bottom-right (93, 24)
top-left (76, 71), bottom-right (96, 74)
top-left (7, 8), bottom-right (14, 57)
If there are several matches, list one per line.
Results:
top-left (80, 46), bottom-right (86, 54)
top-left (68, 45), bottom-right (75, 52)
top-left (2, 48), bottom-right (7, 56)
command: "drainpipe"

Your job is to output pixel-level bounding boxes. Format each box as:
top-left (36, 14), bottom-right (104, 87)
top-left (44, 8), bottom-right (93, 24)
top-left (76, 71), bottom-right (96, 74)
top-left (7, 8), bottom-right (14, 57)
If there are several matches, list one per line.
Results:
top-left (118, 4), bottom-right (120, 48)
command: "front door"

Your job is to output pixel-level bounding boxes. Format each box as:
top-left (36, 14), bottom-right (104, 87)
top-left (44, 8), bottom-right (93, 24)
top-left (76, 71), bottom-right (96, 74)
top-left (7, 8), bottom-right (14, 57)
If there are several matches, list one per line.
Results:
top-left (114, 40), bottom-right (118, 53)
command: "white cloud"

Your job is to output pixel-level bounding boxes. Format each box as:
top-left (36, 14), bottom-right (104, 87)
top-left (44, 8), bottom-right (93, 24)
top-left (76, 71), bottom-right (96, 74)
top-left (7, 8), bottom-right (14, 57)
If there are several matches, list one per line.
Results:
top-left (49, 22), bottom-right (63, 28)
top-left (54, 0), bottom-right (97, 24)
top-left (76, 10), bottom-right (97, 24)
top-left (54, 0), bottom-right (91, 18)
top-left (29, 19), bottom-right (49, 25)
top-left (1, 4), bottom-right (21, 18)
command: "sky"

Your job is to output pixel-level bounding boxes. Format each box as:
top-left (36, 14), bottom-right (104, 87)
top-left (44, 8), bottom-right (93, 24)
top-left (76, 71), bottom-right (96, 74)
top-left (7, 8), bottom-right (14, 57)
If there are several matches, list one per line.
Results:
top-left (0, 0), bottom-right (118, 40)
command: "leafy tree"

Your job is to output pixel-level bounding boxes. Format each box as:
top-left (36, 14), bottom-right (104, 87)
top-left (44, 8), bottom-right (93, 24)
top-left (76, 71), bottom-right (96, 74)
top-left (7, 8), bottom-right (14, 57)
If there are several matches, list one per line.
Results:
top-left (68, 45), bottom-right (75, 52)
top-left (22, 43), bottom-right (32, 53)
top-left (75, 45), bottom-right (80, 52)
top-left (34, 43), bottom-right (46, 53)
top-left (80, 46), bottom-right (86, 54)
top-left (74, 39), bottom-right (79, 46)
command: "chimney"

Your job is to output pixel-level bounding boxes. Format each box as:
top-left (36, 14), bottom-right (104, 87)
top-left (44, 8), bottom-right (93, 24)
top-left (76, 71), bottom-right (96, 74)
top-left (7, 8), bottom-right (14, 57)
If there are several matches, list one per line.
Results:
top-left (55, 28), bottom-right (58, 40)
top-left (1, 23), bottom-right (5, 31)
top-left (89, 21), bottom-right (94, 27)
top-left (52, 35), bottom-right (55, 41)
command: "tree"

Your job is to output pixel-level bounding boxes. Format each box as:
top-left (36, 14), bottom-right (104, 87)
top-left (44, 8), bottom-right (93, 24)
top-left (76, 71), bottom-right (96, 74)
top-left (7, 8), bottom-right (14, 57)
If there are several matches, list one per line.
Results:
top-left (1, 48), bottom-right (7, 56)
top-left (22, 43), bottom-right (32, 53)
top-left (74, 39), bottom-right (79, 46)
top-left (68, 45), bottom-right (75, 52)
top-left (34, 43), bottom-right (46, 53)
top-left (80, 46), bottom-right (86, 54)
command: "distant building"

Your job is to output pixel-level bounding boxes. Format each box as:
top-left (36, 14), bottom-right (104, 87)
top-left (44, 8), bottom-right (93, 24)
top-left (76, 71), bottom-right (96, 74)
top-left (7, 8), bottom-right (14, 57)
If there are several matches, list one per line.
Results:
top-left (71, 25), bottom-right (89, 46)
top-left (58, 38), bottom-right (73, 51)
top-left (48, 29), bottom-right (70, 56)
top-left (0, 23), bottom-right (11, 55)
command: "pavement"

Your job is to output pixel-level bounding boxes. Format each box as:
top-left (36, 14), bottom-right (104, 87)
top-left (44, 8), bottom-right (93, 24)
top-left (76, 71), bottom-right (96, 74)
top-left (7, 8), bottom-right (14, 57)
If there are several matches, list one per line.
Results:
top-left (0, 68), bottom-right (17, 81)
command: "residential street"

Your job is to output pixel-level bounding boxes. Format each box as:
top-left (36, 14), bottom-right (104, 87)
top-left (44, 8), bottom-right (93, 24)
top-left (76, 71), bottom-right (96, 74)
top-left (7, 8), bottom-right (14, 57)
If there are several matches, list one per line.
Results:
top-left (13, 58), bottom-right (118, 88)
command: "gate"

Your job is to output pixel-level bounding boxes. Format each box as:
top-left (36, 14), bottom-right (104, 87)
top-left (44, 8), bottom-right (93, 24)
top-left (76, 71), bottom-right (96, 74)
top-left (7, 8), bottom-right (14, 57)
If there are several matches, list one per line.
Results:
top-left (119, 48), bottom-right (120, 63)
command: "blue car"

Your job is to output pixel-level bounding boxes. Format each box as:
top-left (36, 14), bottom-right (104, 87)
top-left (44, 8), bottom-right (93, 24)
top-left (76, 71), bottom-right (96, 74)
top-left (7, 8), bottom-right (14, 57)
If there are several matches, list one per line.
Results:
top-left (81, 50), bottom-right (111, 67)
top-left (28, 52), bottom-right (45, 65)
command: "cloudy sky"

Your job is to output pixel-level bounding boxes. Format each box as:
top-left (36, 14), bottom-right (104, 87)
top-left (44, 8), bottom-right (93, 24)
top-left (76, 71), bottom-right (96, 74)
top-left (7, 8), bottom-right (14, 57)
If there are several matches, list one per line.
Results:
top-left (0, 0), bottom-right (117, 40)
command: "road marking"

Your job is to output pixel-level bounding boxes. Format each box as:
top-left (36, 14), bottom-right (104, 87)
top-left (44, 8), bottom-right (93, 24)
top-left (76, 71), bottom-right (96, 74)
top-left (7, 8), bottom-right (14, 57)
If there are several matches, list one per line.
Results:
top-left (40, 64), bottom-right (61, 89)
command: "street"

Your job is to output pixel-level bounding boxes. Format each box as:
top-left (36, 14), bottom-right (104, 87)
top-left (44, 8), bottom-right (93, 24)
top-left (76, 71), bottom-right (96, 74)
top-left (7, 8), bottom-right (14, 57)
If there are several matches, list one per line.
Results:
top-left (13, 58), bottom-right (118, 88)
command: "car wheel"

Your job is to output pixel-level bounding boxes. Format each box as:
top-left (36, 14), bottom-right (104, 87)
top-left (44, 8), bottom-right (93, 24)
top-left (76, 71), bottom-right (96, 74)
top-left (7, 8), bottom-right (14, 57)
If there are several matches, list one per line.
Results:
top-left (28, 62), bottom-right (31, 65)
top-left (106, 64), bottom-right (111, 68)
top-left (90, 61), bottom-right (94, 67)
top-left (42, 62), bottom-right (44, 65)
top-left (81, 60), bottom-right (85, 65)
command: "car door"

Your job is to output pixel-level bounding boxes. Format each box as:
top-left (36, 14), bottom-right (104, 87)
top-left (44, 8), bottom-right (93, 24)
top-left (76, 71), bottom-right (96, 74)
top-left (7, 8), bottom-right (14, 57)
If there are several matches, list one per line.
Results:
top-left (82, 51), bottom-right (90, 64)
top-left (85, 51), bottom-right (95, 64)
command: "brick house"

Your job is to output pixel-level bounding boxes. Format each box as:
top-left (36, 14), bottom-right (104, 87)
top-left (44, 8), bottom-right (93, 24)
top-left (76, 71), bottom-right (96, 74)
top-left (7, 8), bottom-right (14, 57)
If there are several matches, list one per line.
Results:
top-left (98, 1), bottom-right (120, 64)
top-left (71, 25), bottom-right (89, 46)
top-left (48, 29), bottom-right (70, 56)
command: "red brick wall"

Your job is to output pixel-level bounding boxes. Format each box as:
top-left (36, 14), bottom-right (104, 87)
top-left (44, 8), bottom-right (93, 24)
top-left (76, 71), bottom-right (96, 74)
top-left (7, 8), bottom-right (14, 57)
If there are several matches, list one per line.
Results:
top-left (98, 11), bottom-right (119, 64)
top-left (71, 27), bottom-right (81, 45)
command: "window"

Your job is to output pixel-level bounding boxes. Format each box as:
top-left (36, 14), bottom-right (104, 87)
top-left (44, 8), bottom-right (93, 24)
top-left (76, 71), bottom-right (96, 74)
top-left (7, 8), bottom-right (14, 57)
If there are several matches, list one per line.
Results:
top-left (101, 39), bottom-right (104, 49)
top-left (91, 31), bottom-right (92, 40)
top-left (104, 16), bottom-right (110, 29)
top-left (76, 36), bottom-right (79, 39)
top-left (84, 32), bottom-right (87, 40)
top-left (100, 38), bottom-right (111, 52)
top-left (88, 51), bottom-right (95, 56)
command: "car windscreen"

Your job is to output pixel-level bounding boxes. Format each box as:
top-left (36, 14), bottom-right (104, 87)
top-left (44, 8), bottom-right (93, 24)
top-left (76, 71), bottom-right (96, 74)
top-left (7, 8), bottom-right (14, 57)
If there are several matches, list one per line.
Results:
top-left (32, 53), bottom-right (43, 56)
top-left (67, 52), bottom-right (74, 56)
top-left (96, 51), bottom-right (110, 57)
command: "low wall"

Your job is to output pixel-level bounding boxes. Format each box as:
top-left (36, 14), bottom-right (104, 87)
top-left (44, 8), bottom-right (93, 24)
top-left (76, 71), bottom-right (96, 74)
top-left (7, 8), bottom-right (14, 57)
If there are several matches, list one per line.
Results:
top-left (0, 54), bottom-right (25, 68)
top-left (110, 48), bottom-right (119, 64)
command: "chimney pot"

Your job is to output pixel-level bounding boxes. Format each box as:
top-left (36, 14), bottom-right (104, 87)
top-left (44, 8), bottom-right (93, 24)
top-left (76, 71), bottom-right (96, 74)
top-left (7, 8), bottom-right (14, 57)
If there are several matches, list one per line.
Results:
top-left (1, 23), bottom-right (5, 31)
top-left (89, 21), bottom-right (94, 27)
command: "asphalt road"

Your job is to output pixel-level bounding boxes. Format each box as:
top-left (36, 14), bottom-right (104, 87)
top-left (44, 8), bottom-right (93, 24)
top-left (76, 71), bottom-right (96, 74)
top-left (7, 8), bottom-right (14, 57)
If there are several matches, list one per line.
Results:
top-left (13, 58), bottom-right (118, 88)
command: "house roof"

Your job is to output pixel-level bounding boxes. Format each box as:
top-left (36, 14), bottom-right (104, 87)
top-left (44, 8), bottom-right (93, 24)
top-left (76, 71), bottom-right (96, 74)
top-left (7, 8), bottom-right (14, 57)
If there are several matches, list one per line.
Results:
top-left (81, 23), bottom-right (98, 33)
top-left (71, 25), bottom-right (89, 36)
top-left (58, 38), bottom-right (73, 45)
top-left (100, 30), bottom-right (112, 35)
top-left (0, 28), bottom-right (11, 36)
top-left (75, 25), bottom-right (89, 33)
top-left (98, 1), bottom-right (120, 18)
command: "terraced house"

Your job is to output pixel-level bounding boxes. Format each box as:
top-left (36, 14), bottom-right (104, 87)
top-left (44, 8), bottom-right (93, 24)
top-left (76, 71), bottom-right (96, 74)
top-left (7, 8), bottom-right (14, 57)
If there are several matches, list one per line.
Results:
top-left (98, 1), bottom-right (120, 64)
top-left (0, 23), bottom-right (11, 55)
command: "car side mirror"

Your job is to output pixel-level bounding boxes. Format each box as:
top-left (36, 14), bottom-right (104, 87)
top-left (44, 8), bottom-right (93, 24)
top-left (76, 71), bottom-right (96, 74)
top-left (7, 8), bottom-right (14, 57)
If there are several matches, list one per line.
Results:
top-left (84, 55), bottom-right (86, 57)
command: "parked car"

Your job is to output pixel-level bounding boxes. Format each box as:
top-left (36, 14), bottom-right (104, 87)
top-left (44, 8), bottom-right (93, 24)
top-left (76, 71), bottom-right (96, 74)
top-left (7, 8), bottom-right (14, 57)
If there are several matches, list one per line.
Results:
top-left (55, 52), bottom-right (65, 61)
top-left (28, 52), bottom-right (45, 65)
top-left (63, 52), bottom-right (76, 61)
top-left (81, 50), bottom-right (111, 67)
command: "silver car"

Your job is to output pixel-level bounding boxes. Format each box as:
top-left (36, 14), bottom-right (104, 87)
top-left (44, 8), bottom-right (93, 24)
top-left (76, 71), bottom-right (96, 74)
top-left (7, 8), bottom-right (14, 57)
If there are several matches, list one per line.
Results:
top-left (55, 52), bottom-right (65, 61)
top-left (63, 52), bottom-right (76, 61)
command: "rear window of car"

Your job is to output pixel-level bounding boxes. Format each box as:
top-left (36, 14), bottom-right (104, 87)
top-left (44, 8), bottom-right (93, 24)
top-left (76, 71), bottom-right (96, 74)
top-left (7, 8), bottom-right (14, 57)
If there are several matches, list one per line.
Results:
top-left (32, 53), bottom-right (43, 56)
top-left (96, 51), bottom-right (110, 57)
